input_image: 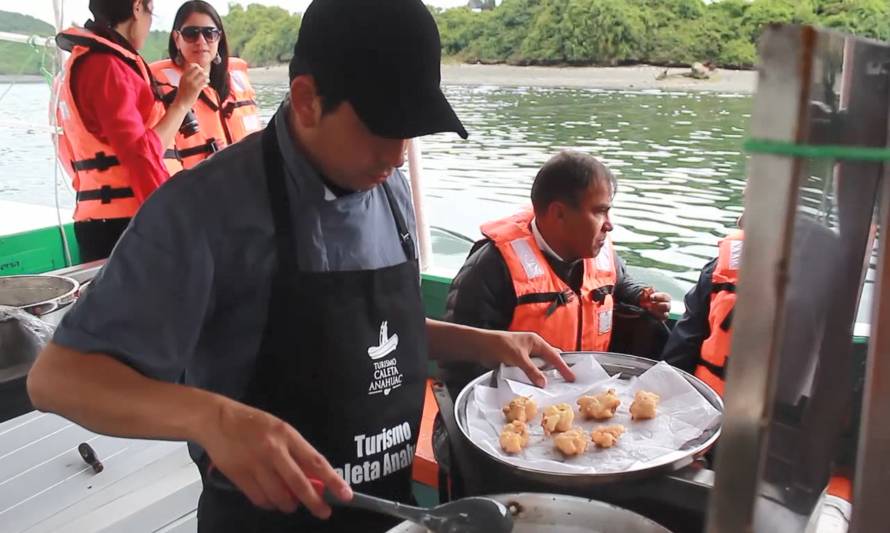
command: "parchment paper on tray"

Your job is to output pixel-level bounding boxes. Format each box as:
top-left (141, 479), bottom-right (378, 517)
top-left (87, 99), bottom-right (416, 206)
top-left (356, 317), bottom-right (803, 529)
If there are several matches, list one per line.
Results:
top-left (467, 357), bottom-right (722, 474)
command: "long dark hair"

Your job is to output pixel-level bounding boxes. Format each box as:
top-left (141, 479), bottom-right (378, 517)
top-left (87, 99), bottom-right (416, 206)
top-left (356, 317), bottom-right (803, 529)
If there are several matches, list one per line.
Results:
top-left (89, 0), bottom-right (149, 27)
top-left (168, 1), bottom-right (230, 101)
top-left (87, 0), bottom-right (149, 52)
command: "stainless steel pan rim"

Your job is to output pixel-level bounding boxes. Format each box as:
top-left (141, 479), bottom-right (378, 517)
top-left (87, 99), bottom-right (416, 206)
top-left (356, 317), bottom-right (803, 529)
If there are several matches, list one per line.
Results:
top-left (0, 275), bottom-right (80, 317)
top-left (387, 492), bottom-right (674, 532)
top-left (454, 351), bottom-right (724, 486)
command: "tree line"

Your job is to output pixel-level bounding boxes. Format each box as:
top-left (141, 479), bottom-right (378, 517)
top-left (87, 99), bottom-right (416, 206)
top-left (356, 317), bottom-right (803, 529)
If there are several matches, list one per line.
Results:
top-left (3, 1), bottom-right (890, 75)
top-left (432, 0), bottom-right (890, 68)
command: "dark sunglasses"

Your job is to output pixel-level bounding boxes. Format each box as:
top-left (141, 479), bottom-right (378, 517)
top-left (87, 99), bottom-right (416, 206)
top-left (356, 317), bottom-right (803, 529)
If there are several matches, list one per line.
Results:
top-left (179, 26), bottom-right (221, 43)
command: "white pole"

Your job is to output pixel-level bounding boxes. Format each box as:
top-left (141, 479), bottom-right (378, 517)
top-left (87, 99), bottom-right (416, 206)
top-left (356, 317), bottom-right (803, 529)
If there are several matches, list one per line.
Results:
top-left (51, 0), bottom-right (74, 266)
top-left (406, 138), bottom-right (433, 272)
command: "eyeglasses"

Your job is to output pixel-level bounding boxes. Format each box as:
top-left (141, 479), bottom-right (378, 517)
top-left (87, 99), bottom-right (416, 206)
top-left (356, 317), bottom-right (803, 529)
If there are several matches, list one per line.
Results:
top-left (178, 26), bottom-right (222, 43)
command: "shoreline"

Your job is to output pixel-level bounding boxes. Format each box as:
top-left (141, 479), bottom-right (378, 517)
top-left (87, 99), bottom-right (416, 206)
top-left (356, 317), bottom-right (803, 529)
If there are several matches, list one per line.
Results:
top-left (248, 63), bottom-right (756, 94)
top-left (2, 64), bottom-right (757, 94)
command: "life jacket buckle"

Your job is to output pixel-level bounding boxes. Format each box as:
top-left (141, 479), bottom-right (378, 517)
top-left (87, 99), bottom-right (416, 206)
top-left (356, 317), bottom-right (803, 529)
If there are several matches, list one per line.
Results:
top-left (545, 290), bottom-right (573, 317)
top-left (591, 285), bottom-right (614, 304)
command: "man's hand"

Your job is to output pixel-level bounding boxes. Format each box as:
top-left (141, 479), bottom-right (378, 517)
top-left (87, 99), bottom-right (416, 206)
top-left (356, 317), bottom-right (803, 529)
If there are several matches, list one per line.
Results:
top-left (199, 399), bottom-right (353, 518)
top-left (640, 290), bottom-right (672, 321)
top-left (479, 330), bottom-right (576, 387)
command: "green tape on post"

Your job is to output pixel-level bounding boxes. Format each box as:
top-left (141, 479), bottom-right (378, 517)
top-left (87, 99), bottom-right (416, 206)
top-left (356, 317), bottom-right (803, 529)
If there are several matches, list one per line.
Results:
top-left (744, 139), bottom-right (890, 162)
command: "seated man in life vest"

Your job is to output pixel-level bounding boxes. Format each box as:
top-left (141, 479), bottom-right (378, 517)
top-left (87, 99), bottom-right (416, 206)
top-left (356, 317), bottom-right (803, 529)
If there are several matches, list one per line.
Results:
top-left (439, 150), bottom-right (672, 400)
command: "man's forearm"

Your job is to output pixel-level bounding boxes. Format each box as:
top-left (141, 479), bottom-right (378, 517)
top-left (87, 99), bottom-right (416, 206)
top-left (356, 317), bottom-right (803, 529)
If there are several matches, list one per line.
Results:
top-left (426, 318), bottom-right (499, 364)
top-left (28, 341), bottom-right (223, 445)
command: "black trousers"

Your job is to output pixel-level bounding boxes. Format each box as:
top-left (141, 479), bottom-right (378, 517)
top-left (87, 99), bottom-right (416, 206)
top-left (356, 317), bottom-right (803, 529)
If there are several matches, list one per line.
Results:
top-left (74, 218), bottom-right (130, 262)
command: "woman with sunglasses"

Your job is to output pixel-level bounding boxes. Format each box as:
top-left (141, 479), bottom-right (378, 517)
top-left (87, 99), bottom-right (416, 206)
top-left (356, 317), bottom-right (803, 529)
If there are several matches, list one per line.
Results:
top-left (151, 1), bottom-right (261, 171)
top-left (54, 0), bottom-right (206, 262)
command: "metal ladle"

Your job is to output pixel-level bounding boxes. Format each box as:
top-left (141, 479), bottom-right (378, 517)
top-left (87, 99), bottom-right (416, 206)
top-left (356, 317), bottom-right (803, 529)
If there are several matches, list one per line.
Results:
top-left (312, 479), bottom-right (514, 533)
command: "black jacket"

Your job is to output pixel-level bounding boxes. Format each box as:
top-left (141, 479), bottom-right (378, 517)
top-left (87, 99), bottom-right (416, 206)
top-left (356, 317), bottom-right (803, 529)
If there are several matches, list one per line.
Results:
top-left (660, 258), bottom-right (718, 374)
top-left (439, 239), bottom-right (650, 398)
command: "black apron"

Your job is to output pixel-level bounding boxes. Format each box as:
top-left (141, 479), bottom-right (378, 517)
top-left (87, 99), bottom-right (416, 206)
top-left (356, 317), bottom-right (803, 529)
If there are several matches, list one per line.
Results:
top-left (197, 117), bottom-right (428, 532)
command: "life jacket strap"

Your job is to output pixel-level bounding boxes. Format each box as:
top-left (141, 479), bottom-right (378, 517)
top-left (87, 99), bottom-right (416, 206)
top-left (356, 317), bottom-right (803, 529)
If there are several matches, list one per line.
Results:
top-left (698, 358), bottom-right (726, 379)
top-left (72, 151), bottom-right (120, 172)
top-left (76, 185), bottom-right (134, 204)
top-left (221, 99), bottom-right (257, 117)
top-left (517, 290), bottom-right (575, 317)
top-left (164, 138), bottom-right (220, 160)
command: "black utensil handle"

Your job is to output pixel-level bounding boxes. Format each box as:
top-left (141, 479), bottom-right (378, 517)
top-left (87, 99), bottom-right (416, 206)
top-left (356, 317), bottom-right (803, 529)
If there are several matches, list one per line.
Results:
top-left (323, 487), bottom-right (430, 525)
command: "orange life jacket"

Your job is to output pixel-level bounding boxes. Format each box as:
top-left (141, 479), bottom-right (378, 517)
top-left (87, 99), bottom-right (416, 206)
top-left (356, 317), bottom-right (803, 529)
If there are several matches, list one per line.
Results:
top-left (695, 230), bottom-right (744, 396)
top-left (482, 210), bottom-right (618, 352)
top-left (54, 27), bottom-right (175, 221)
top-left (692, 231), bottom-right (854, 502)
top-left (150, 57), bottom-right (261, 172)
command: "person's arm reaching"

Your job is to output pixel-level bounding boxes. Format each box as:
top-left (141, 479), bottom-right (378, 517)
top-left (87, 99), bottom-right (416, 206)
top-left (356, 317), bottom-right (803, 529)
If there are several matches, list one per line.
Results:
top-left (661, 259), bottom-right (716, 372)
top-left (426, 318), bottom-right (576, 387)
top-left (614, 255), bottom-right (671, 320)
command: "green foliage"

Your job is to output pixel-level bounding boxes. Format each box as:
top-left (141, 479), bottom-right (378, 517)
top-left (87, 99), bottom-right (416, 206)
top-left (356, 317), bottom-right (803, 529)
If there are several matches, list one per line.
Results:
top-left (4, 0), bottom-right (890, 75)
top-left (222, 4), bottom-right (301, 66)
top-left (433, 0), bottom-right (890, 68)
top-left (140, 31), bottom-right (170, 63)
top-left (743, 0), bottom-right (818, 42)
top-left (464, 0), bottom-right (538, 63)
top-left (0, 10), bottom-right (55, 76)
top-left (816, 0), bottom-right (890, 41)
top-left (560, 0), bottom-right (647, 64)
top-left (0, 10), bottom-right (54, 35)
top-left (434, 7), bottom-right (489, 57)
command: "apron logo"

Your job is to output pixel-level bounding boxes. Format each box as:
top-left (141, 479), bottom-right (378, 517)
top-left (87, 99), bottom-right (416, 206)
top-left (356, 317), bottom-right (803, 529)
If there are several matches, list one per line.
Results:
top-left (368, 321), bottom-right (404, 396)
top-left (368, 321), bottom-right (399, 360)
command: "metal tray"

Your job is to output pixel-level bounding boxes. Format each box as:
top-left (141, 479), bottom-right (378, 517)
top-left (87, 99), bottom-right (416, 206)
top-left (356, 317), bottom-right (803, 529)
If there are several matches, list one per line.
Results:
top-left (454, 351), bottom-right (724, 488)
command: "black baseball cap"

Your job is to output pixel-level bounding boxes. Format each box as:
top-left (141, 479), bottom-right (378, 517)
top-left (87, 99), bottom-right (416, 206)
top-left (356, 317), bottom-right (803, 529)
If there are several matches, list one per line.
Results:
top-left (289, 0), bottom-right (468, 140)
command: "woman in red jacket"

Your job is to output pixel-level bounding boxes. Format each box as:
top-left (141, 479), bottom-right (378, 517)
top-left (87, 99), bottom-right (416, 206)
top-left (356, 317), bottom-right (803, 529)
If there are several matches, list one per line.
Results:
top-left (151, 1), bottom-right (262, 172)
top-left (55, 0), bottom-right (206, 262)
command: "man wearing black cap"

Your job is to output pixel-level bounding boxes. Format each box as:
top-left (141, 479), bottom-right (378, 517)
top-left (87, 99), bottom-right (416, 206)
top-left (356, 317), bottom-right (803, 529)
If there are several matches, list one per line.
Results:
top-left (27, 0), bottom-right (573, 531)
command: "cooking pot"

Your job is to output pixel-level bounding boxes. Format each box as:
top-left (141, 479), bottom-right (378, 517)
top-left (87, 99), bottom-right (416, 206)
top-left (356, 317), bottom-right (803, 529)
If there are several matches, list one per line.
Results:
top-left (387, 493), bottom-right (673, 533)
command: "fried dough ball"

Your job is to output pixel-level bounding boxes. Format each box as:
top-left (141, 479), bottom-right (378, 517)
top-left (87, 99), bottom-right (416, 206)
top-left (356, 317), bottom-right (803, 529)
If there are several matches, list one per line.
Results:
top-left (577, 388), bottom-right (621, 420)
top-left (502, 396), bottom-right (538, 423)
top-left (630, 390), bottom-right (660, 420)
top-left (554, 427), bottom-right (589, 456)
top-left (591, 424), bottom-right (626, 448)
top-left (499, 420), bottom-right (530, 454)
top-left (541, 403), bottom-right (575, 435)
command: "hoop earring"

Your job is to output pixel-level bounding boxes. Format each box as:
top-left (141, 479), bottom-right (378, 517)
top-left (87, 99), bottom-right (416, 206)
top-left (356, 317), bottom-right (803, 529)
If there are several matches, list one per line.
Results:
top-left (213, 53), bottom-right (222, 65)
top-left (174, 51), bottom-right (184, 66)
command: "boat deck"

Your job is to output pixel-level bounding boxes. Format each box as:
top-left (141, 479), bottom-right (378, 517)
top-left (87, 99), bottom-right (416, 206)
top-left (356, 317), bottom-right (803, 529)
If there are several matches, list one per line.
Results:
top-left (0, 411), bottom-right (199, 532)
